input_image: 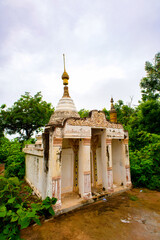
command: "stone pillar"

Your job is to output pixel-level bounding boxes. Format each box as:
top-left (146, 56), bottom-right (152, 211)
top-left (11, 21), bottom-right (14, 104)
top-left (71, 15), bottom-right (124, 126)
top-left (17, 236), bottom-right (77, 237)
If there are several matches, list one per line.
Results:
top-left (79, 138), bottom-right (91, 199)
top-left (123, 138), bottom-right (132, 187)
top-left (101, 130), bottom-right (108, 190)
top-left (69, 139), bottom-right (79, 192)
top-left (50, 137), bottom-right (62, 209)
top-left (106, 139), bottom-right (113, 192)
top-left (91, 135), bottom-right (99, 187)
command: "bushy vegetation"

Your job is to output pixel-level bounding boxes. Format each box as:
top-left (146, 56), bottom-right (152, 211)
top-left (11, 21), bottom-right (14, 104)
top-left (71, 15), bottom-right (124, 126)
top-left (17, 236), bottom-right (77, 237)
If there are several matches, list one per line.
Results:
top-left (0, 137), bottom-right (27, 179)
top-left (78, 108), bottom-right (90, 118)
top-left (130, 134), bottom-right (160, 189)
top-left (0, 177), bottom-right (57, 240)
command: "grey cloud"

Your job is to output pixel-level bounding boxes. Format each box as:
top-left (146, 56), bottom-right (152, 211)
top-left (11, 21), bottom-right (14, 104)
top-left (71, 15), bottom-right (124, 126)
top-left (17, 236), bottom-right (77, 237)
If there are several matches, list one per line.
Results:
top-left (0, 0), bottom-right (160, 110)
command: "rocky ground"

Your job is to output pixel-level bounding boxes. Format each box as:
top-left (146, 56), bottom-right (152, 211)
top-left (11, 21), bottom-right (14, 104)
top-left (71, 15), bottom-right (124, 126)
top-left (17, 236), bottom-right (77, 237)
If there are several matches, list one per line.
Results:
top-left (21, 188), bottom-right (160, 240)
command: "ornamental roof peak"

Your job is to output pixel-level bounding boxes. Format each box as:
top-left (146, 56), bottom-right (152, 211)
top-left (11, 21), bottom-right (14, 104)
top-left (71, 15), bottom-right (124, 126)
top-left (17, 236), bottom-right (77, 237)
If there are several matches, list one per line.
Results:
top-left (61, 54), bottom-right (69, 85)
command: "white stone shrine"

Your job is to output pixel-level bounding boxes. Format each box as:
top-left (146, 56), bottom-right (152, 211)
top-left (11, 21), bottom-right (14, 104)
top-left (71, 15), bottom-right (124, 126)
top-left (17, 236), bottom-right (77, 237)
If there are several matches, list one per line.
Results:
top-left (23, 56), bottom-right (131, 210)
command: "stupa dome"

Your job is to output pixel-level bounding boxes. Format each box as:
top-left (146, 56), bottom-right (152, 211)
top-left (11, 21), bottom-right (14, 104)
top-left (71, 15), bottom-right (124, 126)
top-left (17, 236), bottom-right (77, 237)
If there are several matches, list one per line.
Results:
top-left (48, 95), bottom-right (80, 126)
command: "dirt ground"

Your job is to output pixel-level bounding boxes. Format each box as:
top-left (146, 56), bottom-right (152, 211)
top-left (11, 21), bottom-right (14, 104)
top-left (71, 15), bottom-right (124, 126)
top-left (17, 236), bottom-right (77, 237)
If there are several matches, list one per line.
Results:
top-left (21, 188), bottom-right (160, 240)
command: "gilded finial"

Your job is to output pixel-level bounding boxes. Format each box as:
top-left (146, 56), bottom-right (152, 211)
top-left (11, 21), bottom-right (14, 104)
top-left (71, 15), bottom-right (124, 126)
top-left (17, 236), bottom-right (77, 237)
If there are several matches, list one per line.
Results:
top-left (62, 54), bottom-right (69, 85)
top-left (110, 97), bottom-right (114, 110)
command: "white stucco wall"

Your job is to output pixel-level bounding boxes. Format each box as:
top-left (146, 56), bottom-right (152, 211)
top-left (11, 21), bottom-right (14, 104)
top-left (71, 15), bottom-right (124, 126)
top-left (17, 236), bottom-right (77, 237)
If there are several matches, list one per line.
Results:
top-left (25, 154), bottom-right (44, 197)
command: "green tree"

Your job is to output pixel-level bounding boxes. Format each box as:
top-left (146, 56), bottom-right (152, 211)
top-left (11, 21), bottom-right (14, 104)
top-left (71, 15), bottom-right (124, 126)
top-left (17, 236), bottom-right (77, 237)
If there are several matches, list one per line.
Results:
top-left (130, 136), bottom-right (160, 189)
top-left (140, 52), bottom-right (160, 101)
top-left (1, 92), bottom-right (54, 140)
top-left (78, 109), bottom-right (89, 118)
top-left (138, 100), bottom-right (160, 134)
top-left (0, 104), bottom-right (6, 138)
top-left (102, 108), bottom-right (110, 120)
top-left (127, 100), bottom-right (160, 141)
top-left (114, 100), bottom-right (135, 127)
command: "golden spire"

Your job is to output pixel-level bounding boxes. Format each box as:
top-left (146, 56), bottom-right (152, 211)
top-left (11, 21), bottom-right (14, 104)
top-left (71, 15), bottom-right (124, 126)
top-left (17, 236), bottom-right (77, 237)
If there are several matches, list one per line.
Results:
top-left (109, 97), bottom-right (117, 123)
top-left (110, 97), bottom-right (114, 110)
top-left (61, 54), bottom-right (70, 98)
top-left (62, 54), bottom-right (69, 85)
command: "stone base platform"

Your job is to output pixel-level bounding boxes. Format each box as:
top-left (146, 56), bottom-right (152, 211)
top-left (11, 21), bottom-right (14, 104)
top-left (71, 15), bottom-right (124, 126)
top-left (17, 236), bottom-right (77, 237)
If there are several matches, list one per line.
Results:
top-left (54, 185), bottom-right (132, 217)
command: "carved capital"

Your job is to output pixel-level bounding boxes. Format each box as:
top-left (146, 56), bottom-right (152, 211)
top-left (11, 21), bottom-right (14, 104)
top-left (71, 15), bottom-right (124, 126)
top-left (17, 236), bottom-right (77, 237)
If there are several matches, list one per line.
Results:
top-left (53, 138), bottom-right (63, 146)
top-left (107, 167), bottom-right (112, 171)
top-left (106, 139), bottom-right (112, 145)
top-left (91, 135), bottom-right (99, 151)
top-left (69, 139), bottom-right (79, 153)
top-left (83, 138), bottom-right (91, 146)
top-left (125, 165), bottom-right (130, 169)
top-left (123, 139), bottom-right (129, 144)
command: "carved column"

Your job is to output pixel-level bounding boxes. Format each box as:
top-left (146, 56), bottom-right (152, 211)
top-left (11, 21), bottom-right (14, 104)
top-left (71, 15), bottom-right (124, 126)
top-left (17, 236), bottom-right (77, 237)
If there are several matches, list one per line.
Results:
top-left (51, 137), bottom-right (63, 209)
top-left (91, 135), bottom-right (99, 187)
top-left (101, 129), bottom-right (108, 190)
top-left (69, 139), bottom-right (79, 192)
top-left (123, 138), bottom-right (132, 187)
top-left (106, 139), bottom-right (113, 192)
top-left (79, 138), bottom-right (92, 199)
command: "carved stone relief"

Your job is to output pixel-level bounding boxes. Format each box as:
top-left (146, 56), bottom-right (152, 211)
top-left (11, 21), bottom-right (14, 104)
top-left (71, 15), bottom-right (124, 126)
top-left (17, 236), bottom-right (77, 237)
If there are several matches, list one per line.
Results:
top-left (106, 128), bottom-right (124, 139)
top-left (125, 145), bottom-right (129, 158)
top-left (91, 135), bottom-right (99, 186)
top-left (106, 145), bottom-right (110, 167)
top-left (69, 139), bottom-right (79, 191)
top-left (54, 127), bottom-right (63, 138)
top-left (63, 124), bottom-right (91, 138)
top-left (67, 110), bottom-right (123, 129)
top-left (56, 147), bottom-right (62, 167)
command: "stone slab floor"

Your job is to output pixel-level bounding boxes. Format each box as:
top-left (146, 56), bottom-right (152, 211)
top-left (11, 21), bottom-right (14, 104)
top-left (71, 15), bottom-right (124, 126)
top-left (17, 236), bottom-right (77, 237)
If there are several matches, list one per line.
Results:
top-left (21, 188), bottom-right (160, 240)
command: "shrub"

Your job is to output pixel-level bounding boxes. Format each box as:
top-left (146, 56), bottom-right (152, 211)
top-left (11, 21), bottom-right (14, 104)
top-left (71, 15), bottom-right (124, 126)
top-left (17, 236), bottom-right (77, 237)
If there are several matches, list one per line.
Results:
top-left (0, 177), bottom-right (57, 240)
top-left (0, 137), bottom-right (25, 179)
top-left (130, 141), bottom-right (160, 190)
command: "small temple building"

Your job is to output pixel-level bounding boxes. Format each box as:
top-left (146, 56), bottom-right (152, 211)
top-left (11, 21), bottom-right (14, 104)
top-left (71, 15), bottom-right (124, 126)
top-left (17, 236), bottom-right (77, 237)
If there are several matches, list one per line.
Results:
top-left (23, 55), bottom-right (131, 210)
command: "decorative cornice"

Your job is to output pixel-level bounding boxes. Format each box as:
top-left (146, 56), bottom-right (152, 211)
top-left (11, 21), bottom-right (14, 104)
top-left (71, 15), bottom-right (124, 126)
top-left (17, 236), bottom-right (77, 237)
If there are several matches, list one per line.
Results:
top-left (66, 110), bottom-right (123, 129)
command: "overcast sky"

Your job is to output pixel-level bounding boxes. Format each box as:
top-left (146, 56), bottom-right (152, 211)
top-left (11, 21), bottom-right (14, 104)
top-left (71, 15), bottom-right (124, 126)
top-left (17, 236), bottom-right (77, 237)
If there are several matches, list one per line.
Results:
top-left (0, 0), bottom-right (160, 111)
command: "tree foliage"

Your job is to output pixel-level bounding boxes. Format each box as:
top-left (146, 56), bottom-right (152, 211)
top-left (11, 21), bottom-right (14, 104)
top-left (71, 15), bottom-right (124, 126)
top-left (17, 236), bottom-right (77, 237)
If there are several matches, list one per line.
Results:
top-left (0, 104), bottom-right (6, 138)
top-left (140, 52), bottom-right (160, 101)
top-left (0, 137), bottom-right (25, 179)
top-left (114, 100), bottom-right (135, 128)
top-left (137, 100), bottom-right (160, 134)
top-left (1, 92), bottom-right (54, 140)
top-left (78, 108), bottom-right (90, 118)
top-left (102, 108), bottom-right (110, 120)
top-left (130, 138), bottom-right (160, 189)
